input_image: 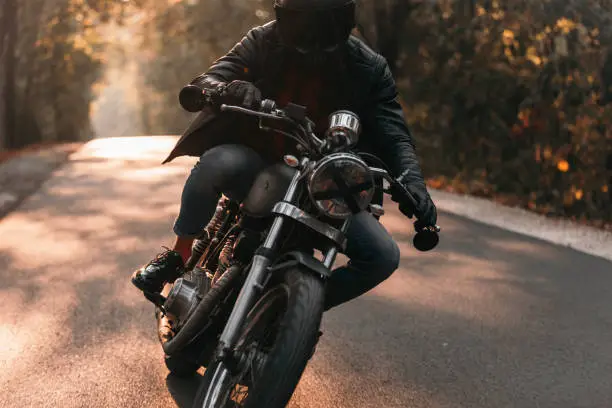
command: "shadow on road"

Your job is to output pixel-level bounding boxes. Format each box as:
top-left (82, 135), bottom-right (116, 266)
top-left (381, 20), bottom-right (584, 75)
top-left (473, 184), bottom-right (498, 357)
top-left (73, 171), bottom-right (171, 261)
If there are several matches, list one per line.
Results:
top-left (166, 373), bottom-right (203, 408)
top-left (2, 146), bottom-right (611, 408)
top-left (298, 210), bottom-right (612, 407)
top-left (0, 153), bottom-right (197, 406)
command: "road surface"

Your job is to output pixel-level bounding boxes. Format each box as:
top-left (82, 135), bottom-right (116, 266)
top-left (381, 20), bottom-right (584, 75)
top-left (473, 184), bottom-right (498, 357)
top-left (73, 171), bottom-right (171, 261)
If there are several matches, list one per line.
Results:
top-left (1, 137), bottom-right (611, 408)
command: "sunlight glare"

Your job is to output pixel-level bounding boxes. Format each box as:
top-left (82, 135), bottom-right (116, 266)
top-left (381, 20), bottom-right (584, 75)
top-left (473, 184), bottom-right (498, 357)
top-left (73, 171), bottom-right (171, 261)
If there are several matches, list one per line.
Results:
top-left (75, 136), bottom-right (180, 161)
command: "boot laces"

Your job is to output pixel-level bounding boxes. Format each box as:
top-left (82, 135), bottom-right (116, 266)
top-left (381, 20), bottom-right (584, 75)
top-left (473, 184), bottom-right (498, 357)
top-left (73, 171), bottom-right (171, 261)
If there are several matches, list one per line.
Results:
top-left (149, 246), bottom-right (174, 267)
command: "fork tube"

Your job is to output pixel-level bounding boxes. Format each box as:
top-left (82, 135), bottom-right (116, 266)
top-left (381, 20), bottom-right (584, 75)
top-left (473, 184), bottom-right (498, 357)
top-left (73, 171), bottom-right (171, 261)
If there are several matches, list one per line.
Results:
top-left (323, 218), bottom-right (351, 268)
top-left (217, 168), bottom-right (303, 353)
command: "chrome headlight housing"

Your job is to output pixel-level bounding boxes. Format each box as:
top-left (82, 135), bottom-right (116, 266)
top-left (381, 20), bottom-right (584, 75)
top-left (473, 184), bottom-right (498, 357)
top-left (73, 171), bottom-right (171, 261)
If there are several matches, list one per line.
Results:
top-left (308, 153), bottom-right (375, 219)
top-left (327, 110), bottom-right (361, 146)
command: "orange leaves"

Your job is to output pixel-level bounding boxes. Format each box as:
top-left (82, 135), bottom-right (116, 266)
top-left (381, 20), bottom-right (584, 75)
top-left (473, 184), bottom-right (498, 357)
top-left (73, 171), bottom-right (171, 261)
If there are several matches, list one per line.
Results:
top-left (378, 1), bottom-right (612, 225)
top-left (518, 109), bottom-right (531, 127)
top-left (526, 46), bottom-right (543, 66)
top-left (557, 160), bottom-right (570, 172)
top-left (502, 29), bottom-right (515, 46)
top-left (556, 17), bottom-right (577, 34)
top-left (543, 146), bottom-right (553, 160)
top-left (575, 189), bottom-right (584, 200)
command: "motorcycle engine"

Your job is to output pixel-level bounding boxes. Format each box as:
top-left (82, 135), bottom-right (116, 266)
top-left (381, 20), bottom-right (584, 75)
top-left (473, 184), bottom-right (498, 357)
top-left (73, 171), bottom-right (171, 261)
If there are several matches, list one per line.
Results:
top-left (163, 278), bottom-right (201, 323)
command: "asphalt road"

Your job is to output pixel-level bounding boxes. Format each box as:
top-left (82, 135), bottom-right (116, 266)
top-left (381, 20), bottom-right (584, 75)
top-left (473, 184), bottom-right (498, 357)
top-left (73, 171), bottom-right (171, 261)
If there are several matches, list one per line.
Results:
top-left (1, 137), bottom-right (611, 408)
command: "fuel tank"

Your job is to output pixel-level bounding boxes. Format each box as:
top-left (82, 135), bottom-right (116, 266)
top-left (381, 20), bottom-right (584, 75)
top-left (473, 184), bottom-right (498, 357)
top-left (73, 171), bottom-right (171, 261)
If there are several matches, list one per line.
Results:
top-left (241, 162), bottom-right (296, 217)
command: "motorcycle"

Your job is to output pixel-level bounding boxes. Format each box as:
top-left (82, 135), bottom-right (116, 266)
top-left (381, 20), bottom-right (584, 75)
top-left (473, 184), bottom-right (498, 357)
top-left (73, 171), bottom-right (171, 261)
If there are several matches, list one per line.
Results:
top-left (148, 87), bottom-right (441, 408)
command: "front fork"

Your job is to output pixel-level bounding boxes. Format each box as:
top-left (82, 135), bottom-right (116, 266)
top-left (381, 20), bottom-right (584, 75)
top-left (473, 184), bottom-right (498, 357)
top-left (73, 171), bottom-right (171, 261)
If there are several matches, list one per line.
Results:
top-left (215, 167), bottom-right (301, 360)
top-left (215, 163), bottom-right (348, 362)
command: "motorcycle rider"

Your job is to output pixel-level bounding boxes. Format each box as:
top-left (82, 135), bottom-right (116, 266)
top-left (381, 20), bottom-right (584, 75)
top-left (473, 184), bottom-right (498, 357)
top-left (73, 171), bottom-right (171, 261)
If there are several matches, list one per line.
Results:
top-left (131, 0), bottom-right (437, 312)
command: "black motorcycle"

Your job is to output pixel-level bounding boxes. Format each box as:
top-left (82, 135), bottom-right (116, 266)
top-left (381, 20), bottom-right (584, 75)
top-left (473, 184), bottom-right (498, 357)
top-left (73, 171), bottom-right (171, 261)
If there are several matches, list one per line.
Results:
top-left (149, 88), bottom-right (440, 408)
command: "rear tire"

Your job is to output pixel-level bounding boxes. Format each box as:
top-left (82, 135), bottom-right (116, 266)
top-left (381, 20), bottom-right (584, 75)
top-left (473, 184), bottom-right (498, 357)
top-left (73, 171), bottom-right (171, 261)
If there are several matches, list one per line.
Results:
top-left (192, 266), bottom-right (325, 408)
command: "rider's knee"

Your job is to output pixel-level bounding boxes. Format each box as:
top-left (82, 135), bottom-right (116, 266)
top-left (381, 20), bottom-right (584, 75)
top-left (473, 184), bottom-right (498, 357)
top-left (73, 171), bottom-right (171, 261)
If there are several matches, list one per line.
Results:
top-left (379, 239), bottom-right (401, 278)
top-left (198, 144), bottom-right (263, 173)
top-left (191, 144), bottom-right (266, 197)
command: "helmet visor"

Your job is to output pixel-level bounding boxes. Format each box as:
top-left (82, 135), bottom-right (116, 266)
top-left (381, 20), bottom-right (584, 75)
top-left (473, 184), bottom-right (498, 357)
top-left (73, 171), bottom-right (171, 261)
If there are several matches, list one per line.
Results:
top-left (275, 4), bottom-right (355, 53)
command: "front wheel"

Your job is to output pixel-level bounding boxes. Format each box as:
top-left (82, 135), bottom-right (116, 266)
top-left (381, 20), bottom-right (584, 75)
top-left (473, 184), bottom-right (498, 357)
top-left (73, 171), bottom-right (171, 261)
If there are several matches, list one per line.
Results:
top-left (192, 266), bottom-right (325, 408)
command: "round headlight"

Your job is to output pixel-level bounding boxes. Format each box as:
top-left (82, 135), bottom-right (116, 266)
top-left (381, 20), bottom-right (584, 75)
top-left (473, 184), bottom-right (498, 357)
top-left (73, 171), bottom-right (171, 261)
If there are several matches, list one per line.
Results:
top-left (308, 153), bottom-right (375, 219)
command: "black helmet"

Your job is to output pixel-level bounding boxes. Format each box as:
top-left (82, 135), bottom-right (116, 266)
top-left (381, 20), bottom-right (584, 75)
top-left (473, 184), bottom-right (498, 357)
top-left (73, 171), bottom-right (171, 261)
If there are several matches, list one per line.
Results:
top-left (274, 0), bottom-right (356, 56)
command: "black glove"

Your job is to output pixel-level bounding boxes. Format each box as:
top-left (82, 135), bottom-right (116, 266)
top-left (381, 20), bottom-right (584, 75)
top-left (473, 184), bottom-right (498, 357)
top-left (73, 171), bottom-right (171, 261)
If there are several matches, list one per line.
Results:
top-left (221, 80), bottom-right (262, 109)
top-left (394, 184), bottom-right (438, 227)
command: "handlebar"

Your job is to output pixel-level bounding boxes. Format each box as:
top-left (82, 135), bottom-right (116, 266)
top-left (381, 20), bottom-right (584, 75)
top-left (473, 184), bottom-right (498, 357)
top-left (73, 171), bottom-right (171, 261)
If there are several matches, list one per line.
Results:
top-left (202, 87), bottom-right (441, 251)
top-left (220, 103), bottom-right (286, 122)
top-left (201, 85), bottom-right (288, 121)
top-left (216, 96), bottom-right (327, 153)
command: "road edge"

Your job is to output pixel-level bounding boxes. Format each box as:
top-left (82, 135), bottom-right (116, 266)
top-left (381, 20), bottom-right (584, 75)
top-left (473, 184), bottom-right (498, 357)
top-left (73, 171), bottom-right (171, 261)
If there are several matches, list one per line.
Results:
top-left (0, 143), bottom-right (83, 220)
top-left (2, 136), bottom-right (609, 262)
top-left (430, 189), bottom-right (612, 262)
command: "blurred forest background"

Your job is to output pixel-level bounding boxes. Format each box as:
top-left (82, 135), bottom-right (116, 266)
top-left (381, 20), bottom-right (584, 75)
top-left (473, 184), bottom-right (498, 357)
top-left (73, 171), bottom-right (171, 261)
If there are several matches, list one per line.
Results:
top-left (0, 0), bottom-right (611, 226)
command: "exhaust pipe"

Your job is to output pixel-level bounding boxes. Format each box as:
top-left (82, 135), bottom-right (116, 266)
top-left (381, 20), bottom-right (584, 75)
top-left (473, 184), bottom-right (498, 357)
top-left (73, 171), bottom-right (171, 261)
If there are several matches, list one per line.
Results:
top-left (162, 264), bottom-right (243, 355)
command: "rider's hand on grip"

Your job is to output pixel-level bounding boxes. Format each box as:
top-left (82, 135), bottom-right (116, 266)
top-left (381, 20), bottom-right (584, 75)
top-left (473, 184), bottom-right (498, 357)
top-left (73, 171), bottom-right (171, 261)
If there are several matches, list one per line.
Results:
top-left (398, 201), bottom-right (415, 218)
top-left (222, 80), bottom-right (262, 109)
top-left (391, 182), bottom-right (440, 251)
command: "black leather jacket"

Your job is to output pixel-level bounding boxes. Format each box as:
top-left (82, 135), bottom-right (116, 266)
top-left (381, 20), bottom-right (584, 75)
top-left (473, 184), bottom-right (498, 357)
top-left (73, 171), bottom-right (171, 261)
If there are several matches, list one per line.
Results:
top-left (163, 21), bottom-right (427, 192)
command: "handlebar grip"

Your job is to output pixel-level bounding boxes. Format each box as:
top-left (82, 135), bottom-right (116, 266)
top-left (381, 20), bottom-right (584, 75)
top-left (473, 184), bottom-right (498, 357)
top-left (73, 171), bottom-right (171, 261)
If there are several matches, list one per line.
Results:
top-left (179, 84), bottom-right (208, 113)
top-left (413, 229), bottom-right (439, 252)
top-left (179, 84), bottom-right (227, 112)
top-left (412, 222), bottom-right (440, 252)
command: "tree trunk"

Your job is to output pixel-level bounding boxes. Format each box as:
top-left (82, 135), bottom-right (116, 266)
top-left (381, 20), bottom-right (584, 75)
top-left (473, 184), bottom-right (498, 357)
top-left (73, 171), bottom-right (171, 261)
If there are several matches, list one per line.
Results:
top-left (0, 2), bottom-right (8, 150)
top-left (373, 0), bottom-right (417, 75)
top-left (3, 0), bottom-right (18, 149)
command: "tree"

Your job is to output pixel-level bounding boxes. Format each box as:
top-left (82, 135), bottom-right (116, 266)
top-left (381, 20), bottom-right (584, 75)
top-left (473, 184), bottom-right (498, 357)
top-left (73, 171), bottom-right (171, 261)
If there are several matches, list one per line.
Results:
top-left (356, 0), bottom-right (420, 75)
top-left (2, 0), bottom-right (18, 149)
top-left (133, 0), bottom-right (271, 134)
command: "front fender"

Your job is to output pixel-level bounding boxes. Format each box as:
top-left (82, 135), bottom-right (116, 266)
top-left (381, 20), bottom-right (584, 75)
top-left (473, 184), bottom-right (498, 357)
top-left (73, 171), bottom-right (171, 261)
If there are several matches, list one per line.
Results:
top-left (268, 251), bottom-right (332, 279)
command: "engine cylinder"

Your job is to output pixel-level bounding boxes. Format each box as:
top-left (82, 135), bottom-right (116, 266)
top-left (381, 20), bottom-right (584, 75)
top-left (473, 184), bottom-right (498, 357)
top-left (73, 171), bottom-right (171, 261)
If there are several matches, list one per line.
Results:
top-left (163, 278), bottom-right (200, 323)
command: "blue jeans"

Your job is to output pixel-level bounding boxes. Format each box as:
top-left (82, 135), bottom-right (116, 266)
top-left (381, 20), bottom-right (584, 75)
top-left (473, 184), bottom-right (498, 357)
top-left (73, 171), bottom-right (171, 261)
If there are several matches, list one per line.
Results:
top-left (174, 144), bottom-right (401, 310)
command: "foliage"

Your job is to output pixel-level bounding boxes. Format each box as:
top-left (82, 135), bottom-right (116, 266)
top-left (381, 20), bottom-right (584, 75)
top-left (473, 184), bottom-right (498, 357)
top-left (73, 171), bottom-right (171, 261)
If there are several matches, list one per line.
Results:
top-left (0, 0), bottom-right (127, 148)
top-left (134, 0), bottom-right (273, 134)
top-left (2, 0), bottom-right (610, 225)
top-left (359, 0), bottom-right (612, 224)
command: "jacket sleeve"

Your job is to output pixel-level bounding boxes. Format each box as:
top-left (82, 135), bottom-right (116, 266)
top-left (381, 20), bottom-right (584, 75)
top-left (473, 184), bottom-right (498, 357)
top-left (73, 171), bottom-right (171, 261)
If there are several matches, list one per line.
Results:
top-left (190, 27), bottom-right (264, 89)
top-left (178, 27), bottom-right (265, 112)
top-left (364, 55), bottom-right (428, 192)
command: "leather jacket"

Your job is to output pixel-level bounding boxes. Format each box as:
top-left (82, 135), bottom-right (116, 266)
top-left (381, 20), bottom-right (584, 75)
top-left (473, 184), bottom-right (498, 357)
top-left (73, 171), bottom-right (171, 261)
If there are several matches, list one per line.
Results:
top-left (162, 21), bottom-right (427, 192)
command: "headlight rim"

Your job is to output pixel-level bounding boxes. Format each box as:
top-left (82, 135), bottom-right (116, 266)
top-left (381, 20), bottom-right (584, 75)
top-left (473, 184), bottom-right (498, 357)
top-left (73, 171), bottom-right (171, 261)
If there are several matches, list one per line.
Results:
top-left (307, 152), bottom-right (375, 219)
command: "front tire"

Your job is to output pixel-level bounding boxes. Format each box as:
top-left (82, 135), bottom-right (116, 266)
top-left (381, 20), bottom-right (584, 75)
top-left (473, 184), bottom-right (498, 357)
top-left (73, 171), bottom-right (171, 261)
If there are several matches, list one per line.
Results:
top-left (192, 266), bottom-right (325, 408)
top-left (165, 354), bottom-right (200, 377)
